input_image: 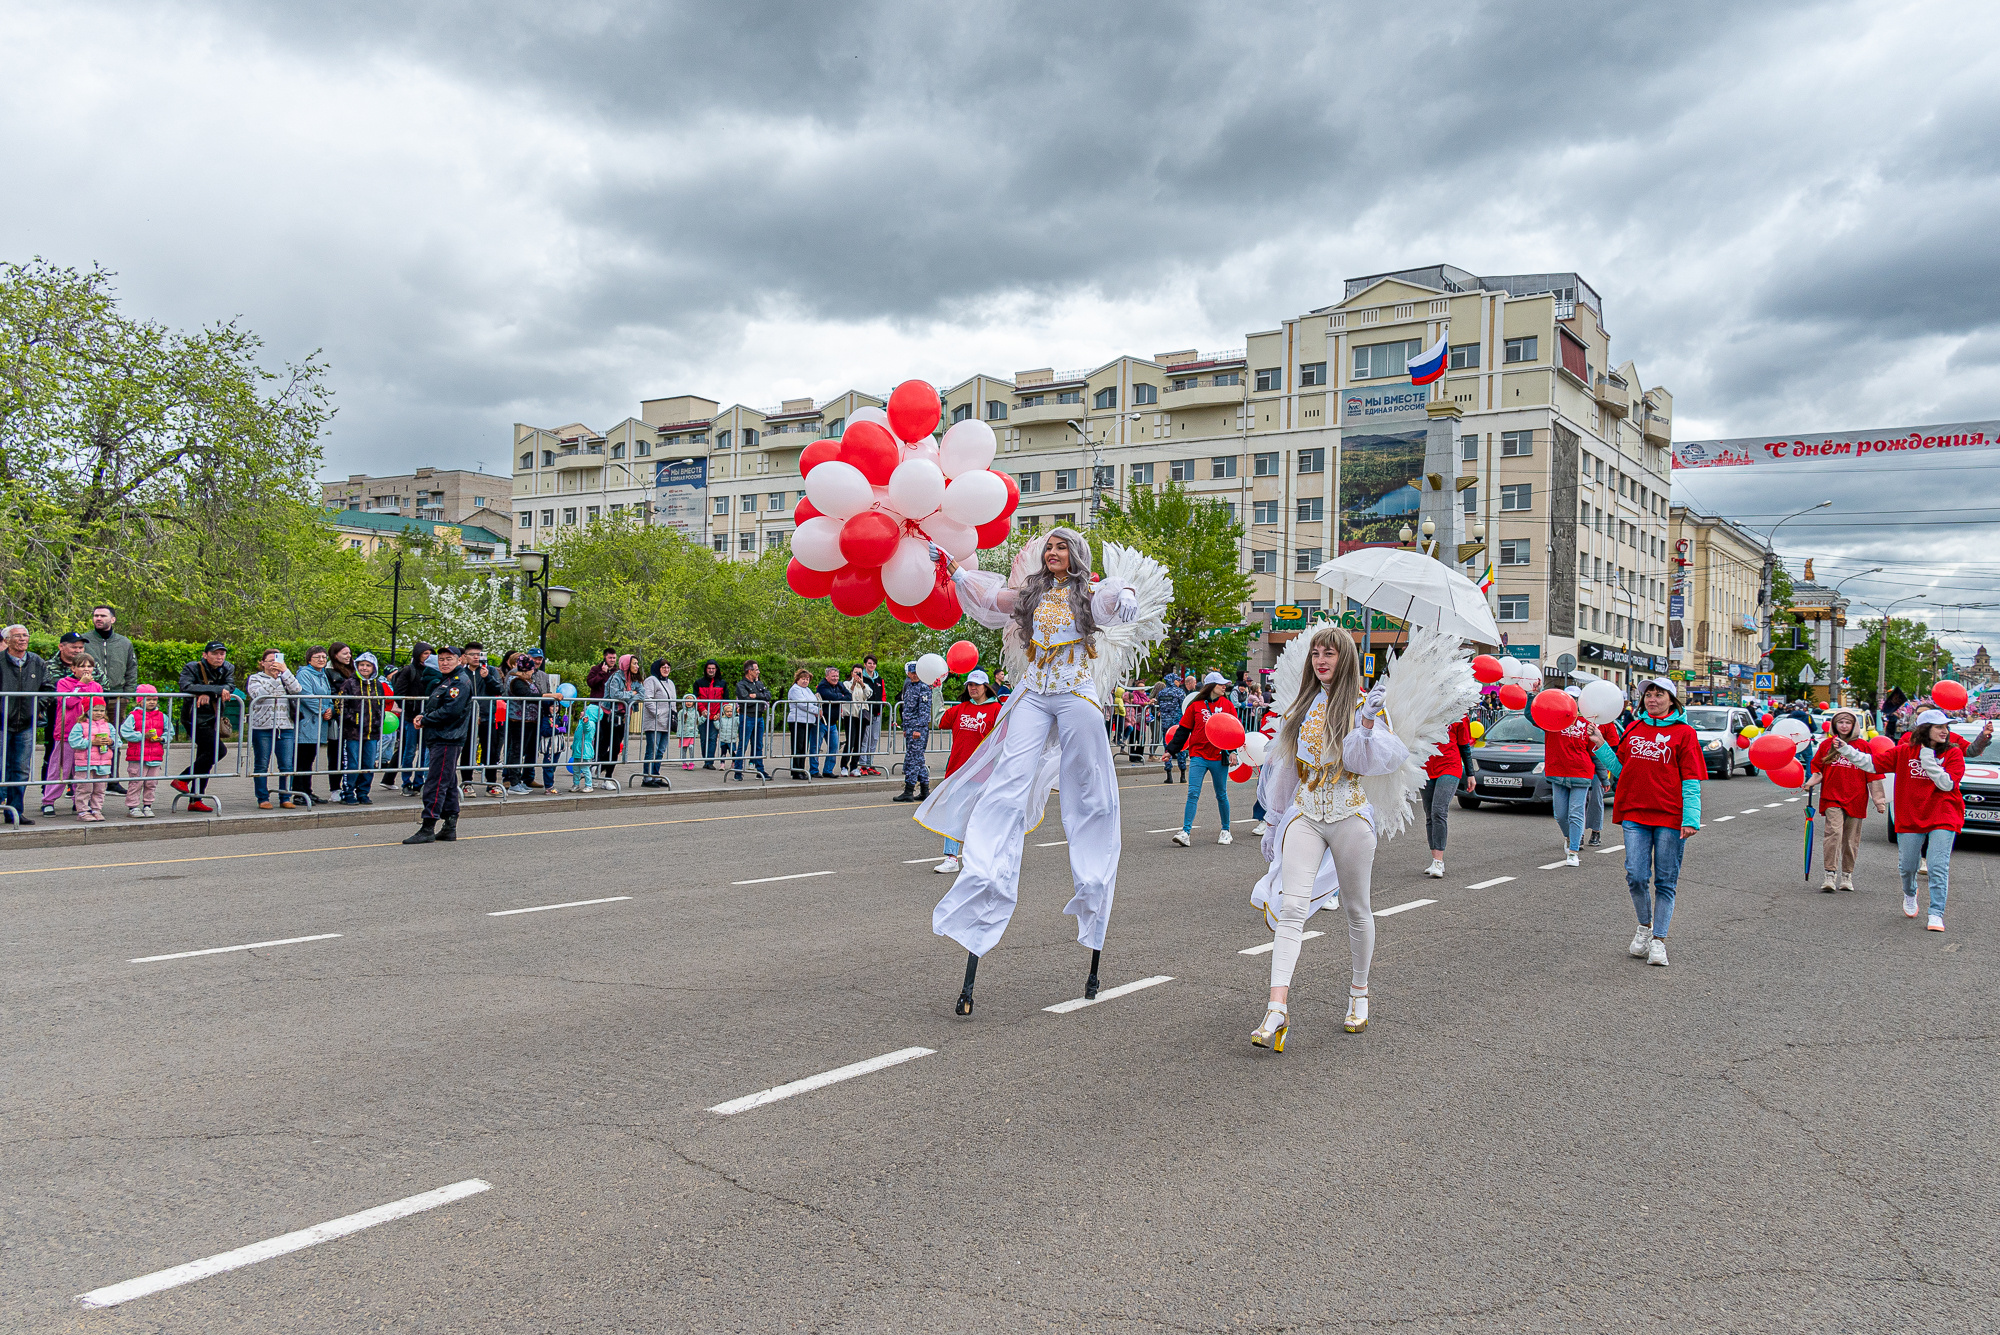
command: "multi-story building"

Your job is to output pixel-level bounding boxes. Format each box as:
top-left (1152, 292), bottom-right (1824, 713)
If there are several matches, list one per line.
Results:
top-left (325, 509), bottom-right (509, 563)
top-left (321, 467), bottom-right (513, 534)
top-left (1671, 506), bottom-right (1771, 703)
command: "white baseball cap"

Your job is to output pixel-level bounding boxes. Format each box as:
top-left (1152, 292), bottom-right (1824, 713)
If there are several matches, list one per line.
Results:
top-left (1912, 708), bottom-right (1949, 727)
top-left (1202, 672), bottom-right (1229, 686)
top-left (965, 669), bottom-right (990, 684)
top-left (1642, 676), bottom-right (1678, 700)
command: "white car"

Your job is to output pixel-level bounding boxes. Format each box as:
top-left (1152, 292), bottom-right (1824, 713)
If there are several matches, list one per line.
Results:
top-left (1878, 720), bottom-right (2000, 843)
top-left (1683, 705), bottom-right (1756, 780)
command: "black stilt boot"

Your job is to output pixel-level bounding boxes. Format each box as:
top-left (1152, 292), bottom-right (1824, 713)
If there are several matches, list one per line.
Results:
top-left (436, 816), bottom-right (458, 842)
top-left (403, 819), bottom-right (436, 845)
top-left (893, 782), bottom-right (917, 802)
top-left (956, 951), bottom-right (979, 1016)
top-left (1084, 948), bottom-right (1100, 1000)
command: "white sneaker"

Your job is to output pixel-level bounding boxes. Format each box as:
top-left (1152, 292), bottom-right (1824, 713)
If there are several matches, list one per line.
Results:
top-left (1171, 829), bottom-right (1192, 847)
top-left (1903, 894), bottom-right (1919, 918)
top-left (1927, 913), bottom-right (1944, 932)
top-left (1217, 829), bottom-right (1232, 845)
top-left (1919, 857), bottom-right (1928, 875)
top-left (1425, 859), bottom-right (1445, 878)
top-left (142, 806), bottom-right (155, 818)
top-left (935, 855), bottom-right (960, 873)
top-left (1646, 938), bottom-right (1669, 967)
top-left (1564, 850), bottom-right (1580, 867)
top-left (1628, 924), bottom-right (1653, 957)
top-left (1251, 820), bottom-right (1268, 836)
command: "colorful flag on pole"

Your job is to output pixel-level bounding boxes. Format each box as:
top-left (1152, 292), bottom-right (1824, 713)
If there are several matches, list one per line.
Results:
top-left (1476, 561), bottom-right (1495, 593)
top-left (1406, 334), bottom-right (1448, 386)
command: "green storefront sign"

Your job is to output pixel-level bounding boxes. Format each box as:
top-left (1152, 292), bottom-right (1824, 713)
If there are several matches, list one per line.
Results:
top-left (1269, 607), bottom-right (1403, 631)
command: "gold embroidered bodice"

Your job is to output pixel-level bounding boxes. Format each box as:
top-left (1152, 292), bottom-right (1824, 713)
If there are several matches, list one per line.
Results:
top-left (1293, 690), bottom-right (1368, 823)
top-left (1025, 578), bottom-right (1096, 697)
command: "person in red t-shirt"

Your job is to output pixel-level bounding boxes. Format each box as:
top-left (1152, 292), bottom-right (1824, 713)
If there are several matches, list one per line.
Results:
top-left (1173, 673), bottom-right (1239, 847)
top-left (1891, 708), bottom-right (1965, 929)
top-left (1804, 706), bottom-right (1886, 892)
top-left (1601, 677), bottom-right (1704, 968)
top-left (1544, 701), bottom-right (1606, 867)
top-left (1420, 714), bottom-right (1474, 878)
top-left (931, 672), bottom-right (1004, 875)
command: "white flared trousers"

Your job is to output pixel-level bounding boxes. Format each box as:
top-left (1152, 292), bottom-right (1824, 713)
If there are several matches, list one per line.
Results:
top-left (932, 690), bottom-right (1120, 957)
top-left (1271, 812), bottom-right (1376, 991)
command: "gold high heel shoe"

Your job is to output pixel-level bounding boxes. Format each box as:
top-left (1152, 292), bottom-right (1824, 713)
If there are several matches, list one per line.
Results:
top-left (1251, 1002), bottom-right (1288, 1052)
top-left (1344, 987), bottom-right (1369, 1033)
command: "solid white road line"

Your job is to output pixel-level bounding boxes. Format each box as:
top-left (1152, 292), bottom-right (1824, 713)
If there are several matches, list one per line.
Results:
top-left (1241, 931), bottom-right (1322, 955)
top-left (708, 1047), bottom-right (934, 1115)
top-left (1035, 840), bottom-right (1068, 847)
top-left (1465, 876), bottom-right (1515, 890)
top-left (487, 896), bottom-right (631, 917)
top-left (1597, 844), bottom-right (1624, 853)
top-left (903, 857), bottom-right (946, 864)
top-left (1374, 898), bottom-right (1436, 918)
top-left (129, 934), bottom-right (342, 964)
top-left (731, 870), bottom-right (837, 885)
top-left (76, 1179), bottom-right (491, 1309)
top-left (1044, 975), bottom-right (1175, 1014)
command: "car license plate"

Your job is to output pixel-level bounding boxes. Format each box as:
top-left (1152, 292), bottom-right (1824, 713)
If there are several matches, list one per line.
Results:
top-left (1483, 776), bottom-right (1522, 788)
top-left (1966, 807), bottom-right (1999, 823)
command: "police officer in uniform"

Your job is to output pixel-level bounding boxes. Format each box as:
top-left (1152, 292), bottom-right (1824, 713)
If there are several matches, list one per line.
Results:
top-left (405, 645), bottom-right (474, 844)
top-left (893, 660), bottom-right (933, 802)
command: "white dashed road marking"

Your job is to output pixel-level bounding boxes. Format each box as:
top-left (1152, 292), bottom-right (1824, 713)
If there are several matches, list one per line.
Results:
top-left (1764, 803), bottom-right (1785, 809)
top-left (487, 896), bottom-right (631, 916)
top-left (709, 1047), bottom-right (934, 1115)
top-left (1743, 808), bottom-right (1764, 814)
top-left (1466, 876), bottom-right (1515, 890)
top-left (732, 870), bottom-right (837, 885)
top-left (129, 934), bottom-right (342, 964)
top-left (1374, 898), bottom-right (1436, 917)
top-left (1539, 860), bottom-right (1571, 870)
top-left (77, 1179), bottom-right (492, 1309)
top-left (1045, 975), bottom-right (1175, 1014)
top-left (1241, 931), bottom-right (1322, 955)
top-left (1597, 844), bottom-right (1624, 853)
top-left (903, 857), bottom-right (945, 864)
top-left (1715, 816), bottom-right (1735, 822)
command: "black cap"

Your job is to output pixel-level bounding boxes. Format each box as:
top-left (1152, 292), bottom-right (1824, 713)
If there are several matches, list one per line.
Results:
top-left (436, 645), bottom-right (462, 656)
top-left (60, 631), bottom-right (87, 644)
top-left (204, 641), bottom-right (227, 652)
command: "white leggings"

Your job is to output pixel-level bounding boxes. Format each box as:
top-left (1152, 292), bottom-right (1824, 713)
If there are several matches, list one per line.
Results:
top-left (1271, 812), bottom-right (1376, 991)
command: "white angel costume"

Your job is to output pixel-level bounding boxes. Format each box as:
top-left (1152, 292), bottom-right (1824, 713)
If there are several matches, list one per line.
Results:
top-left (918, 530), bottom-right (1171, 959)
top-left (1252, 627), bottom-right (1479, 994)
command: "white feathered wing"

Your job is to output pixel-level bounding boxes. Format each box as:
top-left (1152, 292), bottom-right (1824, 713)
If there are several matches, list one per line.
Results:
top-left (1089, 542), bottom-right (1173, 699)
top-left (1357, 627), bottom-right (1481, 842)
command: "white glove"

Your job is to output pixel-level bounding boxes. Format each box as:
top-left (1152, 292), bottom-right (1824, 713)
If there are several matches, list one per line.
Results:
top-left (1918, 748), bottom-right (1952, 791)
top-left (1362, 684), bottom-right (1388, 720)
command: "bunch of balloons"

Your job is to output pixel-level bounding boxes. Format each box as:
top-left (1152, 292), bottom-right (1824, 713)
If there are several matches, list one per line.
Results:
top-left (1232, 710), bottom-right (1278, 783)
top-left (1472, 652), bottom-right (1545, 712)
top-left (784, 380), bottom-right (1021, 629)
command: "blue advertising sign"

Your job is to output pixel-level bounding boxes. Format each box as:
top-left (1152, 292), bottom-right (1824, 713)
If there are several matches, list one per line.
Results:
top-left (655, 458), bottom-right (708, 542)
top-left (1340, 381), bottom-right (1432, 423)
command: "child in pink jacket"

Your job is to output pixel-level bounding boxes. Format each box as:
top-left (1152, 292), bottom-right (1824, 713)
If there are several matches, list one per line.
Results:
top-left (42, 656), bottom-right (104, 812)
top-left (67, 696), bottom-right (118, 821)
top-left (119, 683), bottom-right (169, 817)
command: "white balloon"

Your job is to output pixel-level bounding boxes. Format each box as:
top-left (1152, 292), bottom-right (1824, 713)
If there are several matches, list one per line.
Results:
top-left (915, 652), bottom-right (948, 687)
top-left (1243, 732), bottom-right (1270, 766)
top-left (939, 419), bottom-right (998, 478)
top-left (1772, 717), bottom-right (1812, 744)
top-left (804, 460), bottom-right (873, 519)
top-left (927, 518), bottom-right (976, 561)
top-left (887, 457), bottom-right (946, 520)
top-left (851, 406), bottom-right (890, 429)
top-left (939, 469), bottom-right (1006, 527)
top-left (792, 516), bottom-right (847, 571)
top-left (1579, 678), bottom-right (1625, 726)
top-left (881, 535), bottom-right (936, 606)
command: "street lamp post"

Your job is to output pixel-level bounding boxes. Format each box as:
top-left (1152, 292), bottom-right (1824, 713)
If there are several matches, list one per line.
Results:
top-left (1757, 499), bottom-right (1831, 679)
top-left (1827, 567), bottom-right (1883, 706)
top-left (516, 550), bottom-right (575, 654)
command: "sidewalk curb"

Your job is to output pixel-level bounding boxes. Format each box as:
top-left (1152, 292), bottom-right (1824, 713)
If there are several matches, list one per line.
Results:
top-left (1, 777), bottom-right (908, 851)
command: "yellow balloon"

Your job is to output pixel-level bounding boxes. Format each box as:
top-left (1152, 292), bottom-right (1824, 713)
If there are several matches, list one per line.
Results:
top-left (1469, 720), bottom-right (1486, 741)
top-left (1739, 724), bottom-right (1762, 739)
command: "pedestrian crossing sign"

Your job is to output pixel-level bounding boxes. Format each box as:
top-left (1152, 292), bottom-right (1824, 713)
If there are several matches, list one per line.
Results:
top-left (1754, 672), bottom-right (1776, 690)
top-left (1363, 653), bottom-right (1377, 675)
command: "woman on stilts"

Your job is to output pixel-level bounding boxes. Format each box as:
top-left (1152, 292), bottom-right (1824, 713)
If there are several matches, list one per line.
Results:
top-left (916, 528), bottom-right (1170, 1015)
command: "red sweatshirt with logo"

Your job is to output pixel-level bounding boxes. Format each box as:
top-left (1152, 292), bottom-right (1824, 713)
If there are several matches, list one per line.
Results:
top-left (1610, 712), bottom-right (1705, 828)
top-left (1893, 736), bottom-right (1964, 834)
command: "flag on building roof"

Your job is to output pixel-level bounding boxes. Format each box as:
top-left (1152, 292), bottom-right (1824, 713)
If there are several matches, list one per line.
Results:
top-left (1406, 334), bottom-right (1448, 386)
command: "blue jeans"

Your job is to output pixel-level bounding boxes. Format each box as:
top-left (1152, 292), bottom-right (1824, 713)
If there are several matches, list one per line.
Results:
top-left (1184, 754), bottom-right (1231, 833)
top-left (1897, 829), bottom-right (1955, 916)
top-left (341, 738), bottom-right (377, 801)
top-left (643, 730), bottom-right (671, 776)
top-left (814, 722), bottom-right (838, 775)
top-left (1585, 773), bottom-right (1604, 832)
top-left (736, 714), bottom-right (767, 774)
top-left (396, 720), bottom-right (423, 786)
top-left (1623, 820), bottom-right (1687, 937)
top-left (1551, 779), bottom-right (1589, 851)
top-left (251, 728), bottom-right (295, 804)
top-left (699, 718), bottom-right (719, 765)
top-left (944, 837), bottom-right (962, 856)
top-left (4, 727), bottom-right (32, 821)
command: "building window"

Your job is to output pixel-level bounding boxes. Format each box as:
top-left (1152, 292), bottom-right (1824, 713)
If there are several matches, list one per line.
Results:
top-left (952, 403), bottom-right (973, 423)
top-left (1093, 465), bottom-right (1115, 490)
top-left (1130, 462), bottom-right (1154, 485)
top-left (541, 451), bottom-right (555, 468)
top-left (1213, 371), bottom-right (1242, 387)
top-left (1017, 472), bottom-right (1041, 494)
top-left (1500, 538), bottom-right (1531, 565)
top-left (769, 530), bottom-right (788, 549)
top-left (1297, 497), bottom-right (1325, 523)
top-left (1254, 499), bottom-right (1280, 524)
top-left (768, 492), bottom-right (785, 511)
top-left (1462, 486), bottom-right (1477, 513)
top-left (1132, 384), bottom-right (1157, 405)
top-left (745, 429), bottom-right (761, 448)
top-left (1056, 468), bottom-right (1077, 491)
top-left (1252, 549), bottom-right (1278, 573)
top-left (740, 495), bottom-right (756, 513)
top-left (1218, 502), bottom-right (1236, 521)
top-left (540, 509), bottom-right (554, 527)
top-left (1253, 451), bottom-right (1280, 477)
top-left (1500, 483), bottom-right (1532, 511)
top-left (1460, 434), bottom-right (1479, 462)
top-left (1018, 514), bottom-right (1042, 532)
top-left (986, 400), bottom-right (1008, 420)
top-left (1501, 430), bottom-right (1533, 457)
top-left (1055, 512), bottom-right (1077, 527)
top-left (586, 505), bottom-right (600, 522)
top-left (1171, 376), bottom-right (1198, 392)
top-left (1169, 459), bottom-right (1197, 482)
top-left (1057, 390), bottom-right (1082, 405)
top-left (608, 504), bottom-right (623, 519)
top-left (348, 538), bottom-right (363, 550)
top-left (1019, 395), bottom-right (1045, 408)
top-left (712, 536), bottom-right (728, 553)
top-left (715, 430), bottom-right (732, 450)
top-left (713, 496), bottom-right (729, 516)
top-left (1298, 448), bottom-right (1325, 474)
top-left (1093, 387), bottom-right (1119, 410)
top-left (1299, 362), bottom-right (1326, 387)
top-left (518, 511), bottom-right (532, 528)
top-left (1448, 344), bottom-right (1480, 370)
top-left (637, 440), bottom-right (650, 457)
top-left (563, 507), bottom-right (577, 525)
top-left (1253, 601), bottom-right (1276, 619)
top-left (1503, 336), bottom-right (1538, 364)
top-left (1211, 456), bottom-right (1237, 479)
top-left (519, 452), bottom-right (533, 469)
top-left (1255, 367), bottom-right (1282, 392)
top-left (1352, 339), bottom-right (1422, 380)
top-left (738, 533), bottom-right (755, 552)
top-left (611, 443), bottom-right (626, 459)
top-left (1498, 594), bottom-right (1529, 621)
top-left (1296, 548), bottom-right (1323, 571)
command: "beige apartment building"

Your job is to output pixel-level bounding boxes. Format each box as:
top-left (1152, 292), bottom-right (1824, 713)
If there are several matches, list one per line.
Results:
top-left (1671, 507), bottom-right (1774, 702)
top-left (321, 467), bottom-right (513, 534)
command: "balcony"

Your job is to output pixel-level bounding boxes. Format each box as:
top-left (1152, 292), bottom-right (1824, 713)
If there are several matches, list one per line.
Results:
top-left (1594, 373), bottom-right (1631, 419)
top-left (1643, 410), bottom-right (1670, 444)
top-left (551, 450), bottom-right (602, 472)
top-left (1163, 379), bottom-right (1248, 409)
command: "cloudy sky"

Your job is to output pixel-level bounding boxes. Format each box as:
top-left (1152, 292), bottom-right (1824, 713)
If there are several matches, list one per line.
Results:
top-left (5, 0), bottom-right (1999, 659)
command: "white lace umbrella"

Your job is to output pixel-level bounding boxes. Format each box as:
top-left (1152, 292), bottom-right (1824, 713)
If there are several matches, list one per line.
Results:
top-left (1312, 547), bottom-right (1502, 645)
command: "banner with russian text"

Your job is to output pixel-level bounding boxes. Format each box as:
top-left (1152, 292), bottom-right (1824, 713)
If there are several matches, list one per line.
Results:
top-left (1672, 420), bottom-right (2000, 470)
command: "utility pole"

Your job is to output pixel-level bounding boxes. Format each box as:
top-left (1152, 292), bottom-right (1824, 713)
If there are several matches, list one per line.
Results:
top-left (388, 557), bottom-right (403, 666)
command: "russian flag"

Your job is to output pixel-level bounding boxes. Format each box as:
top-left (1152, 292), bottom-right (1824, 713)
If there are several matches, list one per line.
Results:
top-left (1406, 334), bottom-right (1448, 386)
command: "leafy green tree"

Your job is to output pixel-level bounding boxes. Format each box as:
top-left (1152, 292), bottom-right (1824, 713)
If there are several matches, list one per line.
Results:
top-left (1093, 483), bottom-right (1256, 676)
top-left (1843, 616), bottom-right (1949, 704)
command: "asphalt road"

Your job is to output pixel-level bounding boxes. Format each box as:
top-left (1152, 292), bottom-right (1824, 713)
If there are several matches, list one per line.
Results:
top-left (4, 763), bottom-right (1995, 1332)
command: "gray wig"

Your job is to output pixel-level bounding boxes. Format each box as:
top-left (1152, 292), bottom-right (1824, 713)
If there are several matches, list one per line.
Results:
top-left (1009, 527), bottom-right (1099, 648)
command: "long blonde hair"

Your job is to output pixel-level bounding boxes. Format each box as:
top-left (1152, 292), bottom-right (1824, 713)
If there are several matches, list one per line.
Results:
top-left (1278, 626), bottom-right (1362, 766)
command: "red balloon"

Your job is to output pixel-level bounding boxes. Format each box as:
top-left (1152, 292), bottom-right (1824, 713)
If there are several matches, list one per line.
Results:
top-left (887, 379), bottom-right (941, 442)
top-left (1868, 735), bottom-right (1898, 764)
top-left (828, 565), bottom-right (885, 617)
top-left (785, 559), bottom-right (838, 599)
top-left (1770, 761), bottom-right (1806, 789)
top-left (1230, 763), bottom-right (1254, 783)
top-left (975, 514), bottom-right (1013, 549)
top-left (1759, 713), bottom-right (1775, 728)
top-left (1932, 680), bottom-right (1969, 711)
top-left (1529, 689), bottom-right (1579, 730)
top-left (799, 439), bottom-right (841, 476)
top-left (1205, 711), bottom-right (1247, 750)
top-left (1748, 734), bottom-right (1796, 769)
top-left (945, 640), bottom-right (978, 674)
top-left (838, 421), bottom-right (900, 486)
top-left (886, 599), bottom-right (923, 624)
top-left (1470, 654), bottom-right (1505, 684)
top-left (918, 574), bottom-right (962, 630)
top-left (1497, 683), bottom-right (1528, 711)
top-left (839, 510), bottom-right (901, 567)
top-left (990, 468), bottom-right (1021, 521)
top-left (794, 497), bottom-right (822, 524)
top-left (1735, 730), bottom-right (1756, 749)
